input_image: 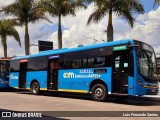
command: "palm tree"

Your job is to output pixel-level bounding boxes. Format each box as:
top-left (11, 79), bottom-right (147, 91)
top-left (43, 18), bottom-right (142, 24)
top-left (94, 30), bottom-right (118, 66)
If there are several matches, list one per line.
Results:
top-left (154, 0), bottom-right (160, 5)
top-left (87, 0), bottom-right (144, 42)
top-left (0, 19), bottom-right (21, 58)
top-left (40, 0), bottom-right (86, 49)
top-left (1, 0), bottom-right (50, 55)
top-left (155, 0), bottom-right (160, 4)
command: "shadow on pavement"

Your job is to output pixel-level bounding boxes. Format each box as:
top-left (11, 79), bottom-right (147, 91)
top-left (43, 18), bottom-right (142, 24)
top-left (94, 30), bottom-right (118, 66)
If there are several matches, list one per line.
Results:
top-left (0, 88), bottom-right (22, 92)
top-left (10, 89), bottom-right (160, 106)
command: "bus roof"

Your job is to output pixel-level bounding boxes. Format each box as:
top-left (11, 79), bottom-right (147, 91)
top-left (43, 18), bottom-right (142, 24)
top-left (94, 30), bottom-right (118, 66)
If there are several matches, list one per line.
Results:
top-left (12, 39), bottom-right (136, 60)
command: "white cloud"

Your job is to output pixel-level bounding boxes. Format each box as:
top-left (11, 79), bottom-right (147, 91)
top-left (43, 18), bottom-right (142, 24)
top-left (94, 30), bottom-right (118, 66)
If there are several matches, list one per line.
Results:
top-left (0, 1), bottom-right (160, 58)
top-left (47, 5), bottom-right (160, 58)
top-left (117, 7), bottom-right (160, 56)
top-left (48, 4), bottom-right (108, 49)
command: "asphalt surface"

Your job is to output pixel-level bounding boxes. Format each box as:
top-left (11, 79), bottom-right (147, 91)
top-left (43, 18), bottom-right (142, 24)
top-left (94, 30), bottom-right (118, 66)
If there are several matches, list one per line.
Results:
top-left (0, 90), bottom-right (160, 120)
top-left (0, 82), bottom-right (159, 120)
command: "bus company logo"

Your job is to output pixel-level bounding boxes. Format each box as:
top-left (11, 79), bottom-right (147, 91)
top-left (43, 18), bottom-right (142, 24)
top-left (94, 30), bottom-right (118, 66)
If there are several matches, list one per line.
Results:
top-left (10, 74), bottom-right (18, 79)
top-left (63, 72), bottom-right (75, 78)
top-left (63, 72), bottom-right (101, 79)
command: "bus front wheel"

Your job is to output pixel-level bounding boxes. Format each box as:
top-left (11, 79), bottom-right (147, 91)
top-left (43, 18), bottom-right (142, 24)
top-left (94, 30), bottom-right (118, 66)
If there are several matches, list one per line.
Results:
top-left (31, 82), bottom-right (40, 95)
top-left (91, 84), bottom-right (107, 102)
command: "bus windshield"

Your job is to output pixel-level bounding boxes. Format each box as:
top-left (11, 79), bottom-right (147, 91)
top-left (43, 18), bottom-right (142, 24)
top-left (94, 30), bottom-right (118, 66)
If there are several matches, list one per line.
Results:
top-left (0, 60), bottom-right (10, 80)
top-left (136, 41), bottom-right (156, 79)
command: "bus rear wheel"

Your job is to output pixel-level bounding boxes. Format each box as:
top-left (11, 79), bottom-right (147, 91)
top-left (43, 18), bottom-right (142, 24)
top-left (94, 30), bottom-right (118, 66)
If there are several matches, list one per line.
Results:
top-left (31, 82), bottom-right (40, 95)
top-left (91, 84), bottom-right (107, 102)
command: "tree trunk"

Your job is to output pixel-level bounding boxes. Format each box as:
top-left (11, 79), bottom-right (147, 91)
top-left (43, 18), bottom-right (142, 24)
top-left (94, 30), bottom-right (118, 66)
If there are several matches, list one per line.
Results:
top-left (25, 22), bottom-right (30, 55)
top-left (107, 9), bottom-right (113, 42)
top-left (2, 35), bottom-right (7, 58)
top-left (58, 14), bottom-right (62, 49)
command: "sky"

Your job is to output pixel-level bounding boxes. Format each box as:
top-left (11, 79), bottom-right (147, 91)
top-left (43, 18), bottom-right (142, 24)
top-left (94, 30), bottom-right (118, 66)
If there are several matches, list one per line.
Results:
top-left (0, 0), bottom-right (160, 57)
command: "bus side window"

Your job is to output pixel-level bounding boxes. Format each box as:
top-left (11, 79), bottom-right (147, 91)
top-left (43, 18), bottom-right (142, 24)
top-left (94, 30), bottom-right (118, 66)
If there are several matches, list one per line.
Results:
top-left (88, 58), bottom-right (94, 68)
top-left (122, 51), bottom-right (131, 74)
top-left (72, 62), bottom-right (78, 68)
top-left (59, 62), bottom-right (64, 69)
top-left (72, 59), bottom-right (81, 69)
top-left (114, 55), bottom-right (121, 72)
top-left (95, 57), bottom-right (105, 67)
top-left (82, 59), bottom-right (87, 68)
top-left (63, 60), bottom-right (72, 69)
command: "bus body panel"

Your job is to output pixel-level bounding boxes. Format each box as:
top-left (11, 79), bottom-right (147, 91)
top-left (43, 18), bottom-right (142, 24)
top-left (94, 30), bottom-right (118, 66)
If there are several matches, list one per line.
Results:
top-left (26, 71), bottom-right (47, 90)
top-left (9, 39), bottom-right (159, 96)
top-left (58, 70), bottom-right (71, 91)
top-left (0, 76), bottom-right (9, 88)
top-left (9, 72), bottom-right (19, 88)
top-left (128, 76), bottom-right (134, 95)
top-left (134, 74), bottom-right (159, 95)
top-left (58, 67), bottom-right (112, 93)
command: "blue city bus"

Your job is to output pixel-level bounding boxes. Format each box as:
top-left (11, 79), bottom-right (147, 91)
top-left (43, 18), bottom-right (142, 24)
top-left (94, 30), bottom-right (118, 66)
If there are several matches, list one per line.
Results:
top-left (9, 39), bottom-right (159, 101)
top-left (0, 58), bottom-right (10, 88)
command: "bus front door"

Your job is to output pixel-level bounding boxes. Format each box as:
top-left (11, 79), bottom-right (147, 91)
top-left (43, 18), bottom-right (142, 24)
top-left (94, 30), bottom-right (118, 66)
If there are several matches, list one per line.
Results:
top-left (19, 62), bottom-right (28, 88)
top-left (112, 50), bottom-right (129, 94)
top-left (48, 58), bottom-right (59, 90)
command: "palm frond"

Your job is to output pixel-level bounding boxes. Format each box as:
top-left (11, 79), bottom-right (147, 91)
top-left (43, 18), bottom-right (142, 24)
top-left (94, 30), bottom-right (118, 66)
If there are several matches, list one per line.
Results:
top-left (115, 9), bottom-right (135, 28)
top-left (126, 0), bottom-right (144, 14)
top-left (87, 0), bottom-right (109, 25)
top-left (155, 0), bottom-right (160, 4)
top-left (154, 0), bottom-right (160, 6)
top-left (1, 0), bottom-right (50, 24)
top-left (7, 28), bottom-right (21, 47)
top-left (0, 19), bottom-right (21, 47)
top-left (39, 0), bottom-right (58, 16)
top-left (40, 0), bottom-right (86, 17)
top-left (87, 8), bottom-right (107, 25)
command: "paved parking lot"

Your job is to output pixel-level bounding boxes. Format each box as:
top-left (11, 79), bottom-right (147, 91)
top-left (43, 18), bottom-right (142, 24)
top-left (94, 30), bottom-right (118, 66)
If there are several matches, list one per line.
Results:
top-left (0, 90), bottom-right (160, 120)
top-left (0, 83), bottom-right (159, 119)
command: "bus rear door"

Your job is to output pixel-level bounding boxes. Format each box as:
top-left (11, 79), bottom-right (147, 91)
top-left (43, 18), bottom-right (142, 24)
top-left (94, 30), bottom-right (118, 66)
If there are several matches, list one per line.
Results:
top-left (48, 57), bottom-right (59, 90)
top-left (19, 60), bottom-right (28, 88)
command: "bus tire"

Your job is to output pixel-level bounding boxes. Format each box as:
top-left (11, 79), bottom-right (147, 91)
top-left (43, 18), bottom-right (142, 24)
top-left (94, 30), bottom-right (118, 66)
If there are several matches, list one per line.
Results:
top-left (91, 84), bottom-right (107, 102)
top-left (31, 82), bottom-right (40, 95)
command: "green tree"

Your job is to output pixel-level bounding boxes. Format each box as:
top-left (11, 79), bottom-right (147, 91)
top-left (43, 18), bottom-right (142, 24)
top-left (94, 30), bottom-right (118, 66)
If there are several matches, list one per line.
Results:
top-left (0, 19), bottom-right (21, 58)
top-left (1, 0), bottom-right (50, 55)
top-left (40, 0), bottom-right (86, 49)
top-left (87, 0), bottom-right (144, 42)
